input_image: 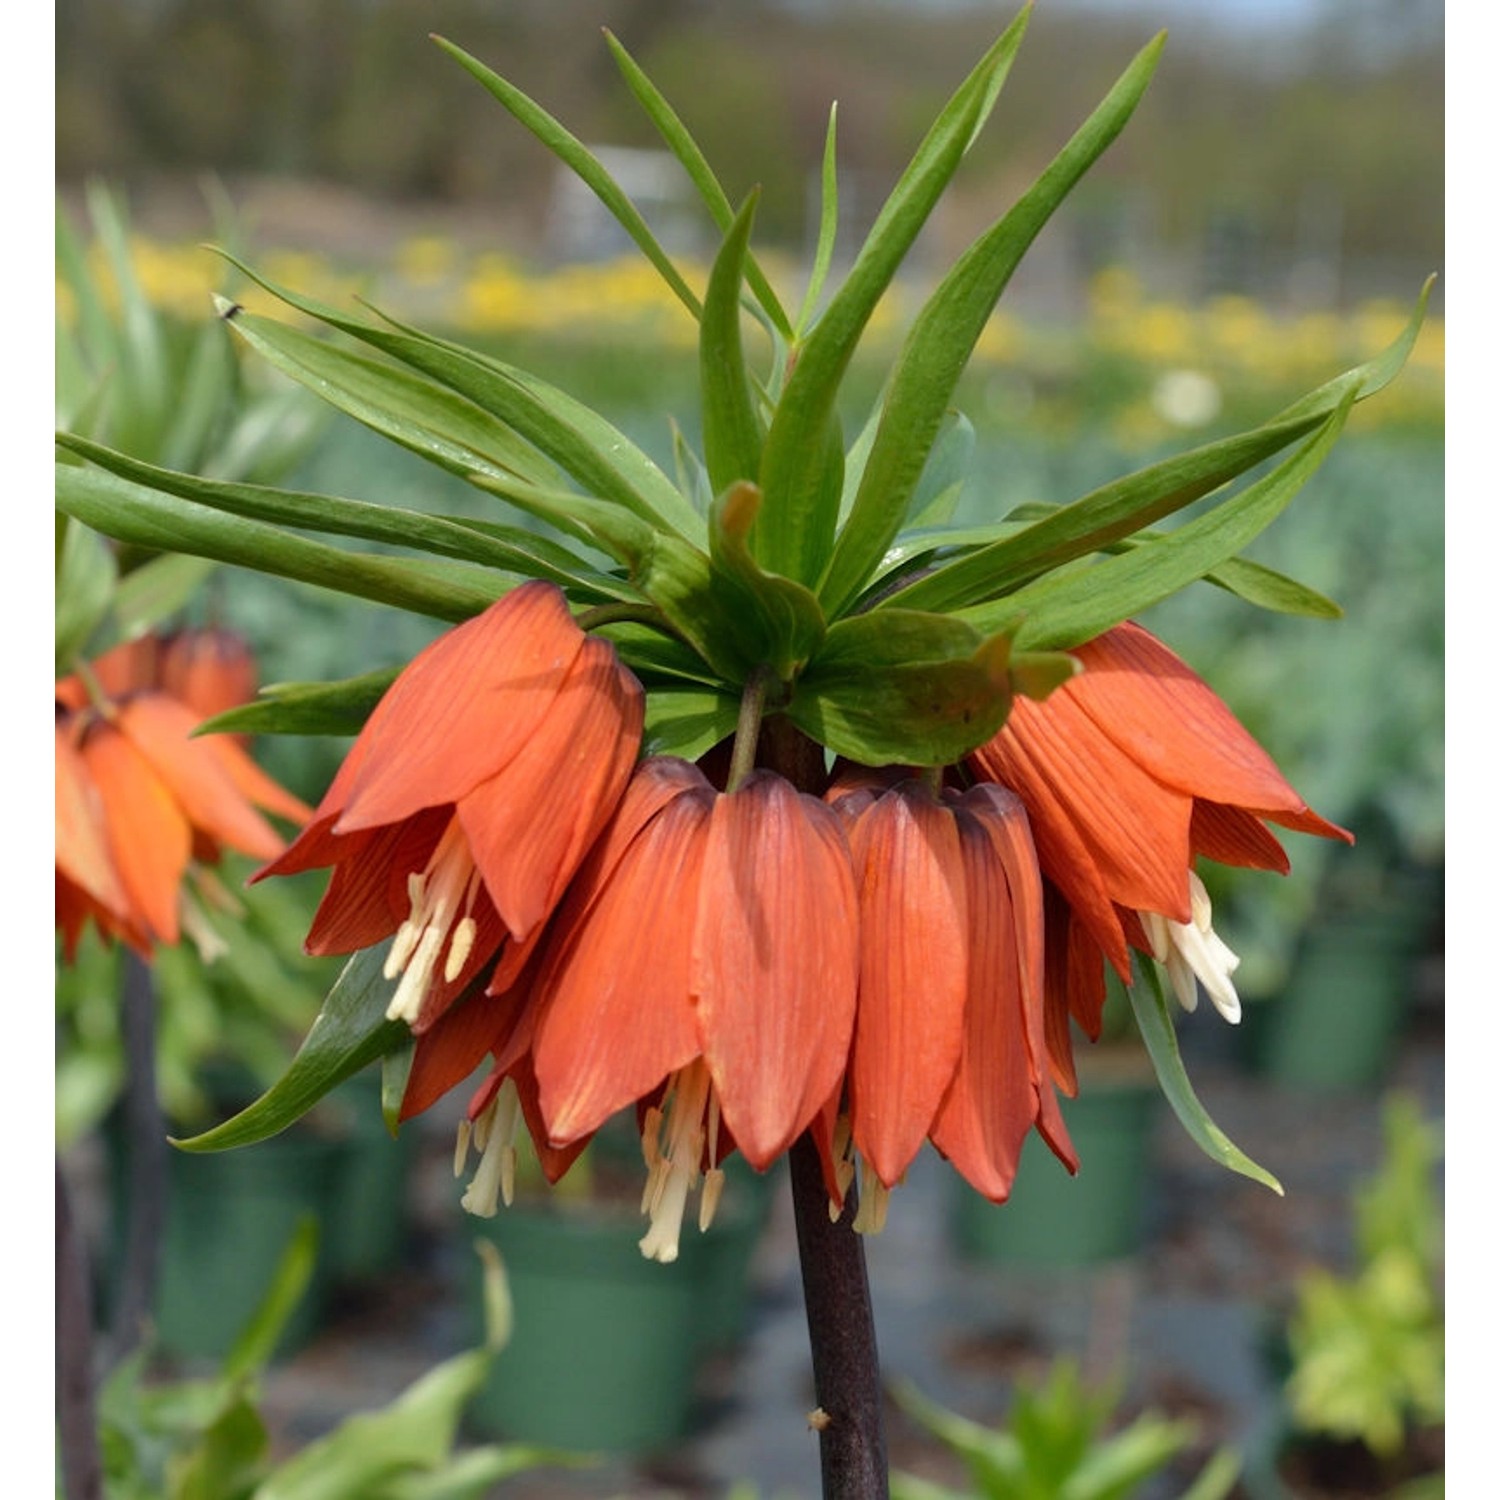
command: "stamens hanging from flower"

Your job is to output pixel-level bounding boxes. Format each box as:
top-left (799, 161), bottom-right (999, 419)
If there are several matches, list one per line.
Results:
top-left (1139, 871), bottom-right (1243, 1022)
top-left (457, 1076), bottom-right (523, 1217)
top-left (639, 1059), bottom-right (726, 1264)
top-left (384, 815), bottom-right (484, 1024)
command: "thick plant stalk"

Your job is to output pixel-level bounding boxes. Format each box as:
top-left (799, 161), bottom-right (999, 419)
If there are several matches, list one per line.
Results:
top-left (760, 714), bottom-right (890, 1499)
top-left (789, 1134), bottom-right (890, 1500)
top-left (56, 1160), bottom-right (104, 1500)
top-left (106, 950), bottom-right (167, 1367)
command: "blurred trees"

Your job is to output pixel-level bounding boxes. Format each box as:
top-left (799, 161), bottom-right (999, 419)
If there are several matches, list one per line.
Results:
top-left (56, 0), bottom-right (1440, 293)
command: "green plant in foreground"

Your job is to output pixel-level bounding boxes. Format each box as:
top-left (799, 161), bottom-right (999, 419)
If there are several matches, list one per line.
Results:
top-left (892, 1362), bottom-right (1240, 1500)
top-left (1284, 1093), bottom-right (1444, 1463)
top-left (91, 1225), bottom-right (577, 1500)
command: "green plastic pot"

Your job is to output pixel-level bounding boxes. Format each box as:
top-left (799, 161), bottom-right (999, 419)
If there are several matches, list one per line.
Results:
top-left (951, 1078), bottom-right (1161, 1267)
top-left (694, 1157), bottom-right (779, 1354)
top-left (153, 1129), bottom-right (349, 1360)
top-left (321, 1074), bottom-right (418, 1284)
top-left (463, 1199), bottom-right (719, 1454)
top-left (1248, 897), bottom-right (1429, 1092)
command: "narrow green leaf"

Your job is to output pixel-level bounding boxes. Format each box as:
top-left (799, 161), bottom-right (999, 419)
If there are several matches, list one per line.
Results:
top-left (998, 500), bottom-right (1343, 618)
top-left (199, 668), bottom-right (399, 739)
top-left (637, 532), bottom-right (762, 682)
top-left (603, 28), bottom-right (794, 339)
top-left (433, 35), bottom-right (703, 322)
top-left (756, 9), bottom-right (1030, 584)
top-left (173, 944), bottom-right (410, 1152)
top-left (160, 315), bottom-right (236, 473)
top-left (700, 194), bottom-right (765, 495)
top-left (820, 30), bottom-right (1163, 615)
top-left (215, 298), bottom-right (557, 490)
top-left (216, 253), bottom-right (704, 539)
top-left (62, 427), bottom-right (638, 603)
top-left (112, 552), bottom-right (219, 639)
top-left (465, 471), bottom-right (657, 569)
top-left (795, 103), bottom-right (841, 335)
top-left (1127, 962), bottom-right (1283, 1194)
top-left (972, 397), bottom-right (1353, 650)
top-left (790, 609), bottom-right (1014, 766)
top-left (57, 462), bottom-right (508, 624)
top-left (642, 687), bottom-right (741, 760)
top-left (905, 411), bottom-right (976, 530)
top-left (599, 620), bottom-right (722, 688)
top-left (381, 1040), bottom-right (415, 1134)
top-left (670, 419), bottom-right (715, 515)
top-left (887, 284), bottom-right (1430, 617)
top-left (56, 201), bottom-right (116, 376)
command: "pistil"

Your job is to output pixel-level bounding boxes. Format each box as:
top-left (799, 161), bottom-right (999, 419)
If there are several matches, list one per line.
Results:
top-left (384, 816), bottom-right (482, 1025)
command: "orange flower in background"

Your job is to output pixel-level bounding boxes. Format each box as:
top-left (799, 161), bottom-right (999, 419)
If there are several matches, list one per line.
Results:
top-left (55, 628), bottom-right (313, 956)
top-left (966, 620), bottom-right (1350, 1088)
top-left (255, 581), bottom-right (645, 1034)
top-left (407, 757), bottom-right (861, 1263)
top-left (820, 776), bottom-right (1074, 1228)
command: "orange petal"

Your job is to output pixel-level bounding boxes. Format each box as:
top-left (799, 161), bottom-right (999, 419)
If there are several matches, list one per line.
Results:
top-left (80, 721), bottom-right (192, 944)
top-left (117, 694), bottom-right (287, 860)
top-left (55, 722), bottom-right (130, 919)
top-left (1069, 623), bottom-right (1340, 829)
top-left (692, 772), bottom-right (859, 1170)
top-left (531, 782), bottom-right (712, 1144)
top-left (197, 732), bottom-right (314, 826)
top-left (929, 802), bottom-right (1037, 1200)
top-left (457, 635), bottom-right (643, 939)
top-left (400, 977), bottom-right (533, 1121)
top-left (1192, 800), bottom-right (1291, 873)
top-left (971, 726), bottom-right (1132, 974)
top-left (845, 783), bottom-right (968, 1187)
top-left (56, 636), bottom-right (162, 710)
top-left (334, 582), bottom-right (587, 832)
top-left (958, 784), bottom-right (1075, 1172)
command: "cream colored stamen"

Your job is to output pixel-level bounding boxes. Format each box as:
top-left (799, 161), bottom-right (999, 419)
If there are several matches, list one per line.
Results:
top-left (383, 818), bottom-right (482, 1026)
top-left (1140, 871), bottom-right (1242, 1023)
top-left (827, 1113), bottom-right (857, 1222)
top-left (639, 1059), bottom-right (720, 1264)
top-left (852, 1159), bottom-right (891, 1236)
top-left (459, 1078), bottom-right (521, 1217)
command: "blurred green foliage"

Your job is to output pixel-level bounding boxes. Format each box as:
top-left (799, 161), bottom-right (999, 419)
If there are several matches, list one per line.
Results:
top-left (1284, 1093), bottom-right (1444, 1462)
top-left (891, 1361), bottom-right (1241, 1500)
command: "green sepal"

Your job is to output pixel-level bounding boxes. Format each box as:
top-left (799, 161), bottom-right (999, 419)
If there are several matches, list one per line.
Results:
top-left (198, 667), bottom-right (400, 739)
top-left (56, 431), bottom-right (632, 602)
top-left (699, 193), bottom-right (765, 496)
top-left (433, 34), bottom-right (703, 325)
top-left (600, 620), bottom-right (723, 688)
top-left (172, 943), bottom-right (409, 1152)
top-left (789, 608), bottom-right (1014, 766)
top-left (820, 29), bottom-right (1163, 615)
top-left (643, 687), bottom-right (742, 761)
top-left (976, 392), bottom-right (1354, 651)
top-left (754, 9), bottom-right (1029, 585)
top-left (54, 515), bottom-right (117, 673)
top-left (602, 28), bottom-right (793, 340)
top-left (706, 481), bottom-right (827, 679)
top-left (1127, 960), bottom-right (1283, 1195)
top-left (637, 533), bottom-right (764, 682)
top-left (57, 461), bottom-right (508, 624)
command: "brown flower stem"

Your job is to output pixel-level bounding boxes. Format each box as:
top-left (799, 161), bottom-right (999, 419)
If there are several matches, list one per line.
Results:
top-left (56, 1159), bottom-right (104, 1500)
top-left (760, 714), bottom-right (888, 1499)
top-left (105, 951), bottom-right (167, 1369)
top-left (789, 1133), bottom-right (890, 1500)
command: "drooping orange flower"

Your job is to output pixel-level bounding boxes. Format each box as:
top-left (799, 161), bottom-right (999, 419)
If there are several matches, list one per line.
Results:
top-left (966, 620), bottom-right (1350, 1088)
top-left (409, 756), bottom-right (861, 1262)
top-left (55, 630), bottom-right (313, 955)
top-left (814, 775), bottom-right (1074, 1226)
top-left (255, 581), bottom-right (645, 1034)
